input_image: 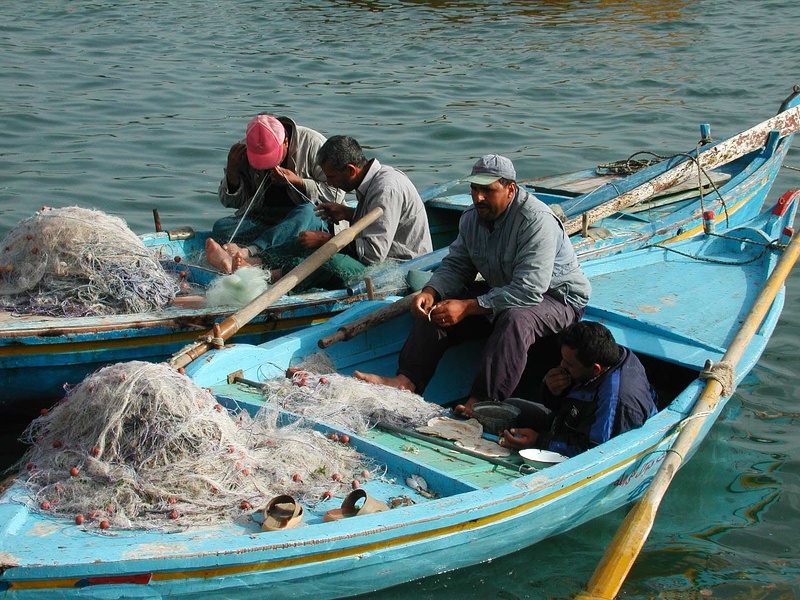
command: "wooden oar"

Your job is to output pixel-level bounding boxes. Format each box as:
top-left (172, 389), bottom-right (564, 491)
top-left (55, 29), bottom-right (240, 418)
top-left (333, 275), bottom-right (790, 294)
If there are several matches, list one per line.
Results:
top-left (317, 292), bottom-right (417, 349)
top-left (575, 228), bottom-right (800, 600)
top-left (563, 103), bottom-right (800, 235)
top-left (169, 207), bottom-right (384, 369)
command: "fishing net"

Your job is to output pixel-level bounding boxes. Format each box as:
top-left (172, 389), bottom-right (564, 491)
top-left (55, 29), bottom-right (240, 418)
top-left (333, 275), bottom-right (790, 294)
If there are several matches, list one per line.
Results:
top-left (17, 361), bottom-right (367, 531)
top-left (0, 206), bottom-right (178, 317)
top-left (206, 266), bottom-right (271, 307)
top-left (261, 352), bottom-right (447, 433)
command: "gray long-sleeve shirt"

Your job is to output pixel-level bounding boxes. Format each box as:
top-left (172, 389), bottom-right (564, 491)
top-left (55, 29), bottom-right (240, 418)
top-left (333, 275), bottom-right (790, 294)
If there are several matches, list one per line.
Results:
top-left (217, 116), bottom-right (344, 213)
top-left (350, 159), bottom-right (433, 266)
top-left (426, 187), bottom-right (591, 315)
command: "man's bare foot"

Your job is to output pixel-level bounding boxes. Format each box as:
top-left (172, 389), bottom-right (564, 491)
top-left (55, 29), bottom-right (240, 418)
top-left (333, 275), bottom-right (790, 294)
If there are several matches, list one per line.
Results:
top-left (206, 238), bottom-right (234, 273)
top-left (232, 253), bottom-right (262, 271)
top-left (353, 371), bottom-right (416, 392)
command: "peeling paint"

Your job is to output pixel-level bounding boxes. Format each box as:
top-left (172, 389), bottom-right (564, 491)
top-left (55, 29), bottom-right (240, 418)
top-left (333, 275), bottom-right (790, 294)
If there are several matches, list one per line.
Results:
top-left (637, 305), bottom-right (661, 314)
top-left (124, 542), bottom-right (190, 559)
top-left (0, 552), bottom-right (20, 566)
top-left (30, 521), bottom-right (61, 536)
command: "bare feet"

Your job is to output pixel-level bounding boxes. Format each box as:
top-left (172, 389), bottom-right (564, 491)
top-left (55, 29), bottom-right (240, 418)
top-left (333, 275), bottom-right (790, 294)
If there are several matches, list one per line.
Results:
top-left (233, 253), bottom-right (263, 271)
top-left (206, 238), bottom-right (264, 274)
top-left (206, 238), bottom-right (235, 273)
top-left (353, 371), bottom-right (416, 392)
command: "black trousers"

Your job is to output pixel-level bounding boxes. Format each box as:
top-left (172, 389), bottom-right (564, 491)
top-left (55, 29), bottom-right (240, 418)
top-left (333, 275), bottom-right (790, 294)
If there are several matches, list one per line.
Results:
top-left (397, 291), bottom-right (583, 402)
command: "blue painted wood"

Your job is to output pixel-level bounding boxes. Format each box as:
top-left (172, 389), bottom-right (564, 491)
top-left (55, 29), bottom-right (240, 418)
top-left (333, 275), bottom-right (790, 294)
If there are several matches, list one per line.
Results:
top-left (0, 194), bottom-right (795, 599)
top-left (1, 92), bottom-right (798, 407)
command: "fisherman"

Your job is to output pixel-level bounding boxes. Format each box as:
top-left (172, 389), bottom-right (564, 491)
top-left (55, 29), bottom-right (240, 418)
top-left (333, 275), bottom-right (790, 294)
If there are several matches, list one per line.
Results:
top-left (206, 114), bottom-right (344, 273)
top-left (499, 321), bottom-right (659, 456)
top-left (354, 154), bottom-right (591, 412)
top-left (214, 135), bottom-right (433, 290)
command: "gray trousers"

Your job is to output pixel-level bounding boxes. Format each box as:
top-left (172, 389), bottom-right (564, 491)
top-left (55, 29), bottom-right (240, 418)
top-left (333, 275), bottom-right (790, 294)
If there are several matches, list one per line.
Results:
top-left (397, 289), bottom-right (583, 402)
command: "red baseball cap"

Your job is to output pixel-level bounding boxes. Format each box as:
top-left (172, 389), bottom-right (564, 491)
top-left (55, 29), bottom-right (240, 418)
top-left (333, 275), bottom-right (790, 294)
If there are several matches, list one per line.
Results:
top-left (245, 115), bottom-right (286, 170)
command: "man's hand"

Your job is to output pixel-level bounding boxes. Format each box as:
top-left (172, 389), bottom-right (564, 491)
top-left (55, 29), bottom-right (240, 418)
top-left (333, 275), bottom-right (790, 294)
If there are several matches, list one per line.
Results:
top-left (315, 202), bottom-right (354, 225)
top-left (498, 428), bottom-right (538, 449)
top-left (225, 143), bottom-right (249, 191)
top-left (298, 230), bottom-right (333, 249)
top-left (271, 165), bottom-right (303, 189)
top-left (428, 298), bottom-right (489, 328)
top-left (544, 367), bottom-right (573, 396)
top-left (411, 288), bottom-right (438, 319)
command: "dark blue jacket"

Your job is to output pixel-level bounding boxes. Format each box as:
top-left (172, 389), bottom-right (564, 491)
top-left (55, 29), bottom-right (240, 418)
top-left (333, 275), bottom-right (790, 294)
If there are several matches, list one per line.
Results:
top-left (538, 346), bottom-right (658, 457)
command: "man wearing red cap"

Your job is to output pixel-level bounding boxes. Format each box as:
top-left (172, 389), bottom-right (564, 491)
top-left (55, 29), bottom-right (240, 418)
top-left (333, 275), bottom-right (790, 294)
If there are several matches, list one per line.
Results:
top-left (206, 114), bottom-right (344, 273)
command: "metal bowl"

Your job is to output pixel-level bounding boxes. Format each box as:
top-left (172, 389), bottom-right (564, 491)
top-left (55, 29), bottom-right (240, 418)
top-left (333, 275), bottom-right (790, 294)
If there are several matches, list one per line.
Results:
top-left (470, 401), bottom-right (520, 436)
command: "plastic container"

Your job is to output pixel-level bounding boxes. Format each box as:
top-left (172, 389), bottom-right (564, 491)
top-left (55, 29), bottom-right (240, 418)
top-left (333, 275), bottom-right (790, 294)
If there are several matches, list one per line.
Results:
top-left (518, 448), bottom-right (569, 469)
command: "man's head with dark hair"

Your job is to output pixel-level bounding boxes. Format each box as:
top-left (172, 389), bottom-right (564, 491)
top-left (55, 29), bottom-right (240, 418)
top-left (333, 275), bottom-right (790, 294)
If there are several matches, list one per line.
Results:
top-left (316, 135), bottom-right (369, 192)
top-left (557, 321), bottom-right (621, 383)
top-left (317, 135), bottom-right (367, 171)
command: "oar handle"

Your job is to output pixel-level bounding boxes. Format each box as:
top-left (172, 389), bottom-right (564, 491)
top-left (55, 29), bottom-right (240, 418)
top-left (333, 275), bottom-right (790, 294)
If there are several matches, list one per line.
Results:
top-left (317, 293), bottom-right (417, 349)
top-left (577, 228), bottom-right (800, 600)
top-left (170, 207), bottom-right (384, 369)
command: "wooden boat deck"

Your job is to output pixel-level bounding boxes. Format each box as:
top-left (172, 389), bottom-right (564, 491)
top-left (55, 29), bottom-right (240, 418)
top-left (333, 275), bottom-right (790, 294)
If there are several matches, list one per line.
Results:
top-left (211, 381), bottom-right (526, 522)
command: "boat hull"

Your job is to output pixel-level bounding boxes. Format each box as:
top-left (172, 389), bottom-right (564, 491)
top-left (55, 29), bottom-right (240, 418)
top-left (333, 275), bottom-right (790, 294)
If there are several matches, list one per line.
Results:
top-left (0, 195), bottom-right (795, 599)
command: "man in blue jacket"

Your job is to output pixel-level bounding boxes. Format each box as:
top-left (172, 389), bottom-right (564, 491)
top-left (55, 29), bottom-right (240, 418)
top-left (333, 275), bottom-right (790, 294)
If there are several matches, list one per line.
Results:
top-left (500, 321), bottom-right (658, 457)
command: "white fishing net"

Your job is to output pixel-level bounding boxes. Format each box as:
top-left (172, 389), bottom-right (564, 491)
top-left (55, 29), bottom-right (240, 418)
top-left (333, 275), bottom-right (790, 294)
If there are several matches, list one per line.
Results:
top-left (206, 266), bottom-right (270, 308)
top-left (0, 206), bottom-right (178, 316)
top-left (17, 361), bottom-right (366, 531)
top-left (262, 352), bottom-right (447, 433)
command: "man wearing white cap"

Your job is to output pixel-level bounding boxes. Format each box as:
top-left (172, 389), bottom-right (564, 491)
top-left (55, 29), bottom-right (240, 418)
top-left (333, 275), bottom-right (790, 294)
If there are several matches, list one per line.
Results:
top-left (207, 114), bottom-right (344, 273)
top-left (355, 154), bottom-right (591, 416)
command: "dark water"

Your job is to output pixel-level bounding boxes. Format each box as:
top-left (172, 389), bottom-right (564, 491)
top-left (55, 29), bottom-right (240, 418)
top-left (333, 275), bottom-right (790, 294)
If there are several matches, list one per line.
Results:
top-left (2, 1), bottom-right (800, 597)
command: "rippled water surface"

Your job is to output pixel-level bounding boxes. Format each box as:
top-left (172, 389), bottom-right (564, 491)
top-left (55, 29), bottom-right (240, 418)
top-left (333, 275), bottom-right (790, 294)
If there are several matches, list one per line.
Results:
top-left (2, 0), bottom-right (800, 597)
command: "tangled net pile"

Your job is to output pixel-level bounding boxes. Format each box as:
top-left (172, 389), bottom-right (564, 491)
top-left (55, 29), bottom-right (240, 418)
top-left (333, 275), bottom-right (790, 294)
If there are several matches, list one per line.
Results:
top-left (0, 206), bottom-right (178, 317)
top-left (261, 352), bottom-right (446, 433)
top-left (17, 361), bottom-right (366, 531)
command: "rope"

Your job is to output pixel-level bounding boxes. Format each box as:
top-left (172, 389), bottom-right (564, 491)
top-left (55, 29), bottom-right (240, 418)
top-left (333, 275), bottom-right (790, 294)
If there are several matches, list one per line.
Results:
top-left (200, 334), bottom-right (226, 348)
top-left (623, 149), bottom-right (731, 227)
top-left (699, 360), bottom-right (735, 397)
top-left (227, 175), bottom-right (272, 245)
top-left (783, 164), bottom-right (800, 172)
top-left (647, 232), bottom-right (781, 265)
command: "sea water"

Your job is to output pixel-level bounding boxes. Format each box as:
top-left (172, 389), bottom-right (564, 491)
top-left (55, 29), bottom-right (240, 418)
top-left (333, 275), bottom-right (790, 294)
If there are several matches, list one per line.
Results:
top-left (1, 1), bottom-right (799, 597)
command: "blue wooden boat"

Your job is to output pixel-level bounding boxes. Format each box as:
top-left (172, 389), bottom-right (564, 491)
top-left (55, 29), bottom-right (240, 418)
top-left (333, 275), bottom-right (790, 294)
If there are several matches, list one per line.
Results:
top-left (0, 189), bottom-right (797, 599)
top-left (1, 89), bottom-right (798, 406)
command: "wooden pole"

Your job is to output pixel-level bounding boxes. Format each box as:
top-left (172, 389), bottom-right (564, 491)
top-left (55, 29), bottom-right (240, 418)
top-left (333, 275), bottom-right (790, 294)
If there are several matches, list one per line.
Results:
top-left (576, 228), bottom-right (800, 600)
top-left (317, 293), bottom-right (417, 349)
top-left (169, 207), bottom-right (384, 369)
top-left (563, 103), bottom-right (800, 235)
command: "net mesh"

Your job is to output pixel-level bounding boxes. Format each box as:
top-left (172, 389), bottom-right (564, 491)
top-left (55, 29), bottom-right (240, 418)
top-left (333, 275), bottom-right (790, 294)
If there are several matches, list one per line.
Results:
top-left (262, 352), bottom-right (447, 433)
top-left (16, 361), bottom-right (366, 531)
top-left (0, 206), bottom-right (178, 316)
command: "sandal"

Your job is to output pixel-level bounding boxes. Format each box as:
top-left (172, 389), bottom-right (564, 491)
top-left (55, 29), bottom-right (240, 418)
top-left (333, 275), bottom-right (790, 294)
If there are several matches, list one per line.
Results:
top-left (261, 495), bottom-right (304, 531)
top-left (323, 489), bottom-right (389, 522)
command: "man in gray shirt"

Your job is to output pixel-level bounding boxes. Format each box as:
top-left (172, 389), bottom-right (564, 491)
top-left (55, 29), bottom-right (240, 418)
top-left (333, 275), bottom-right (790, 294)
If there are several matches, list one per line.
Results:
top-left (299, 135), bottom-right (433, 266)
top-left (355, 154), bottom-right (591, 415)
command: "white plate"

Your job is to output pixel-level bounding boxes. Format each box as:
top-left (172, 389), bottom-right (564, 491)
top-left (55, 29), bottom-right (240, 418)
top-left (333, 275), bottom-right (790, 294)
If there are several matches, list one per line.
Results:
top-left (518, 448), bottom-right (569, 467)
